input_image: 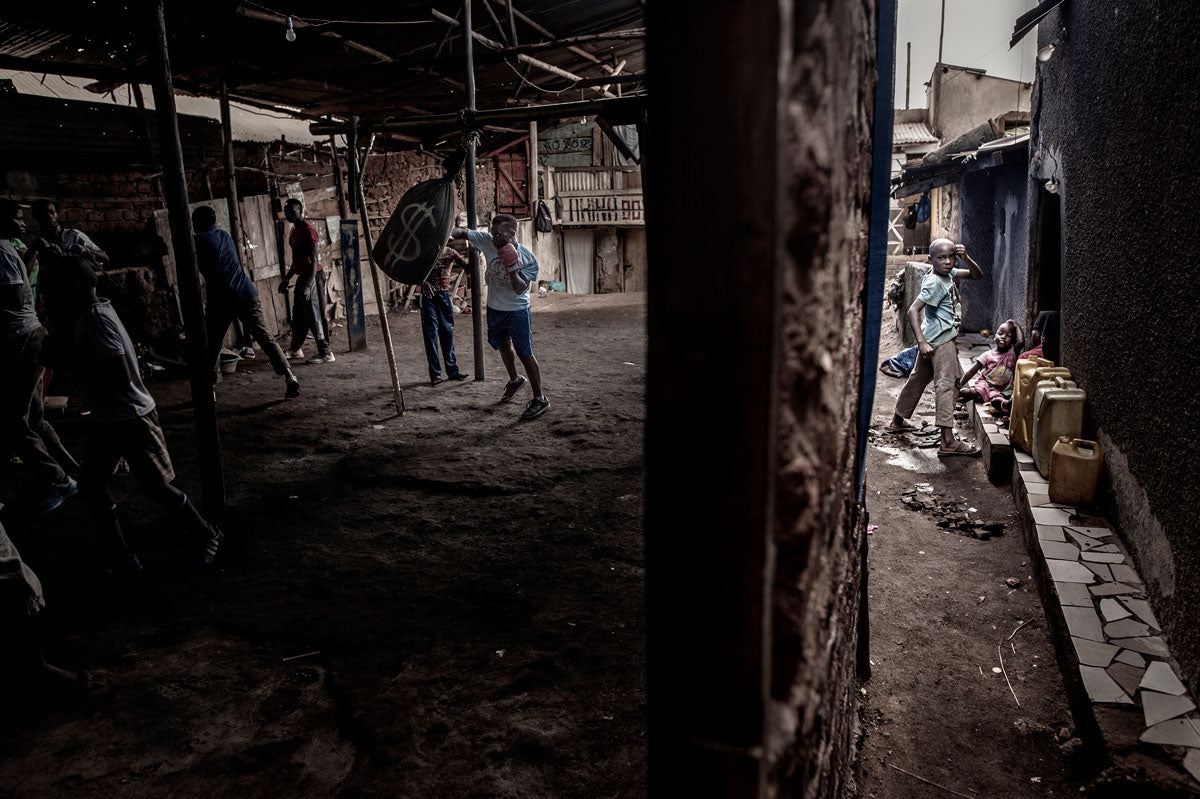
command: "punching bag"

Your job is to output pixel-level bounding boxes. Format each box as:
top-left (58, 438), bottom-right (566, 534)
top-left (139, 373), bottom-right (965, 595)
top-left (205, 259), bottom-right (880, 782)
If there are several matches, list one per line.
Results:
top-left (372, 149), bottom-right (465, 284)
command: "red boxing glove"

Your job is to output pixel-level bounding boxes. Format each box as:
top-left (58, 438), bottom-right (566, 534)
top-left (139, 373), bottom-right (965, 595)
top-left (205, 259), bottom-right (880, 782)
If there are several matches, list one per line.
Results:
top-left (498, 243), bottom-right (519, 269)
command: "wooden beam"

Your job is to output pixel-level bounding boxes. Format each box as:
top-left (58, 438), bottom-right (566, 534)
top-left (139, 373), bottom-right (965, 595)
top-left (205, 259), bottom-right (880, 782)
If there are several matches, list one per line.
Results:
top-left (498, 30), bottom-right (645, 55)
top-left (0, 53), bottom-right (142, 83)
top-left (309, 95), bottom-right (645, 135)
top-left (479, 0), bottom-right (512, 46)
top-left (595, 115), bottom-right (638, 163)
top-left (432, 8), bottom-right (613, 97)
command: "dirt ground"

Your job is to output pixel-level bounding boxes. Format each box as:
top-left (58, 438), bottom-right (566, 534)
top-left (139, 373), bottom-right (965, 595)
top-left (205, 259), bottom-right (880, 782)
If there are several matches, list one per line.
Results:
top-left (0, 292), bottom-right (648, 799)
top-left (856, 314), bottom-right (1085, 797)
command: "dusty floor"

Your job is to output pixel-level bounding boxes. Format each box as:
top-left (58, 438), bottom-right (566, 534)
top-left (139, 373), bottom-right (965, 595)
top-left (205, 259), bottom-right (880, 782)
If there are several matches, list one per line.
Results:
top-left (0, 292), bottom-right (648, 799)
top-left (856, 315), bottom-right (1085, 797)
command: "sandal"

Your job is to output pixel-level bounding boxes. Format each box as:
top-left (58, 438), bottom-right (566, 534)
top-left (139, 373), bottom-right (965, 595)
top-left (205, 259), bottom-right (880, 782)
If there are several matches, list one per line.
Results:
top-left (887, 421), bottom-right (922, 433)
top-left (937, 440), bottom-right (981, 457)
top-left (879, 364), bottom-right (904, 379)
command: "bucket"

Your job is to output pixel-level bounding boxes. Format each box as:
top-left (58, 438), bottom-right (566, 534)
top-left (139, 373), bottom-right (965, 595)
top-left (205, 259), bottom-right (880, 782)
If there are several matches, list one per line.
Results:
top-left (1012, 360), bottom-right (1069, 451)
top-left (1049, 437), bottom-right (1104, 506)
top-left (1033, 377), bottom-right (1085, 477)
top-left (219, 353), bottom-right (240, 375)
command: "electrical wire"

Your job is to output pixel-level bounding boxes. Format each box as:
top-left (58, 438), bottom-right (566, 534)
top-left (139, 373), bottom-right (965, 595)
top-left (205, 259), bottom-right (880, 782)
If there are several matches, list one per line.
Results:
top-left (242, 0), bottom-right (431, 26)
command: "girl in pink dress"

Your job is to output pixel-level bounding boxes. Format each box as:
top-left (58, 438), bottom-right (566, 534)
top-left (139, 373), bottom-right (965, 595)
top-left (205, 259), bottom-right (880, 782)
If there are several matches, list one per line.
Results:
top-left (959, 319), bottom-right (1023, 412)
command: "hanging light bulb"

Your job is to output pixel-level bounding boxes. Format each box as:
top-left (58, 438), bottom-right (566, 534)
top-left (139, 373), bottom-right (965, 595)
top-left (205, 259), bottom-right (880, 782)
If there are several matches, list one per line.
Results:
top-left (1037, 42), bottom-right (1055, 62)
top-left (285, 16), bottom-right (297, 42)
top-left (1044, 177), bottom-right (1060, 194)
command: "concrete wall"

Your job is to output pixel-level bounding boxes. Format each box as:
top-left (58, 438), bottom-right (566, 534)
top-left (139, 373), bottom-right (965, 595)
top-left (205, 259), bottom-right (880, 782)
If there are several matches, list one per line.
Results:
top-left (929, 68), bottom-right (1032, 141)
top-left (1031, 1), bottom-right (1200, 693)
top-left (645, 0), bottom-right (875, 795)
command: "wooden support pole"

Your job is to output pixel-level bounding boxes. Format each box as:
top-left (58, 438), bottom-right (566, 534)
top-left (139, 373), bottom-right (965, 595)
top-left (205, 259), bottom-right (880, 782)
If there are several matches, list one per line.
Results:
top-left (145, 0), bottom-right (225, 516)
top-left (347, 119), bottom-right (359, 214)
top-left (218, 78), bottom-right (246, 263)
top-left (328, 132), bottom-right (349, 219)
top-left (464, 0), bottom-right (486, 381)
top-left (529, 120), bottom-right (539, 215)
top-left (129, 80), bottom-right (157, 163)
top-left (352, 134), bottom-right (405, 416)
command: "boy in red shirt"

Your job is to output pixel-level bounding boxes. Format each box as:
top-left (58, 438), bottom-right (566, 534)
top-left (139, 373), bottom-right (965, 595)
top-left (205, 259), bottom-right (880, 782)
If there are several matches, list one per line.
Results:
top-left (279, 199), bottom-right (333, 363)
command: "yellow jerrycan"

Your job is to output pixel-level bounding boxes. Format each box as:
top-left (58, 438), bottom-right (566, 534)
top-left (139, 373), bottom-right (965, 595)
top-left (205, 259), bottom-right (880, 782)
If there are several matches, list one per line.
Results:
top-left (1049, 437), bottom-right (1105, 506)
top-left (1034, 377), bottom-right (1086, 476)
top-left (1012, 360), bottom-right (1070, 452)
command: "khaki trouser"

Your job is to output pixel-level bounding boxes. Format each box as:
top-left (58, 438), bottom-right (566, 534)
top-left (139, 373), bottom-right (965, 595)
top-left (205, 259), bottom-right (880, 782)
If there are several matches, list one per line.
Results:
top-left (894, 339), bottom-right (960, 428)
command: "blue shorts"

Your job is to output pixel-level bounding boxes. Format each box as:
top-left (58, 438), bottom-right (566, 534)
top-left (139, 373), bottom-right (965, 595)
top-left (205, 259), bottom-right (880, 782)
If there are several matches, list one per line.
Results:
top-left (486, 307), bottom-right (533, 357)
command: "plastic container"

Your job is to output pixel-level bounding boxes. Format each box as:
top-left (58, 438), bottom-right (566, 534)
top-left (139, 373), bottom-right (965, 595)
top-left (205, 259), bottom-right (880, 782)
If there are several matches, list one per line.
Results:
top-left (219, 353), bottom-right (240, 375)
top-left (1033, 377), bottom-right (1086, 476)
top-left (1049, 437), bottom-right (1104, 506)
top-left (1011, 359), bottom-right (1066, 451)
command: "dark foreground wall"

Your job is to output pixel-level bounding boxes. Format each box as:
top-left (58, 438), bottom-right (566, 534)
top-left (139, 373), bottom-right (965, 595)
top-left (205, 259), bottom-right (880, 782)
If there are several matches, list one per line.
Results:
top-left (644, 0), bottom-right (877, 795)
top-left (1033, 2), bottom-right (1200, 692)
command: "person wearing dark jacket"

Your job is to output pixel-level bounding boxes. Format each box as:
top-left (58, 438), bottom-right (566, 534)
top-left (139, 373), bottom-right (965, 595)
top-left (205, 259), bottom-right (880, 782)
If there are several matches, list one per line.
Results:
top-left (192, 206), bottom-right (299, 399)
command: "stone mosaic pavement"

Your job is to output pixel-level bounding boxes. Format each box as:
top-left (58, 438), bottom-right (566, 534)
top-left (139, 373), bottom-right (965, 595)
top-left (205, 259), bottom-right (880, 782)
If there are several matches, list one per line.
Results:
top-left (955, 337), bottom-right (1200, 789)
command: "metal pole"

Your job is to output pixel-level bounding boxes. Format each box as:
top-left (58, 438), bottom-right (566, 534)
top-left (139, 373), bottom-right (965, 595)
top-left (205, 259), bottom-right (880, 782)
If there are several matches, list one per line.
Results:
top-left (218, 78), bottom-right (245, 263)
top-left (934, 0), bottom-right (946, 135)
top-left (146, 0), bottom-right (225, 516)
top-left (464, 0), bottom-right (485, 380)
top-left (353, 136), bottom-right (405, 416)
top-left (905, 41), bottom-right (912, 110)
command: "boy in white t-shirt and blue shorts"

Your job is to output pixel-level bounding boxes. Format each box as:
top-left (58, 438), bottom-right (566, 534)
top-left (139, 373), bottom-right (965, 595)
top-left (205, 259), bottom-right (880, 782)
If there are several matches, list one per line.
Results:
top-left (451, 214), bottom-right (550, 420)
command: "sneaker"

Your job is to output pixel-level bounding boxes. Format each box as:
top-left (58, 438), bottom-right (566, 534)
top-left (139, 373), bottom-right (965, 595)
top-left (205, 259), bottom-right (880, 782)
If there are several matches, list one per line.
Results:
top-left (239, 347), bottom-right (256, 359)
top-left (520, 395), bottom-right (550, 421)
top-left (500, 375), bottom-right (527, 402)
top-left (38, 477), bottom-right (78, 514)
top-left (447, 372), bottom-right (469, 381)
top-left (285, 348), bottom-right (305, 360)
top-left (307, 352), bottom-right (336, 364)
top-left (285, 375), bottom-right (301, 398)
top-left (197, 525), bottom-right (224, 568)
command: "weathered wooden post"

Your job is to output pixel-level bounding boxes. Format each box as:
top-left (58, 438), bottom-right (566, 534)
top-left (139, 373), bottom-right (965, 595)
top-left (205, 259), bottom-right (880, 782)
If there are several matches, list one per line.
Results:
top-left (146, 0), bottom-right (224, 515)
top-left (218, 78), bottom-right (244, 262)
top-left (463, 0), bottom-right (485, 380)
top-left (352, 128), bottom-right (405, 416)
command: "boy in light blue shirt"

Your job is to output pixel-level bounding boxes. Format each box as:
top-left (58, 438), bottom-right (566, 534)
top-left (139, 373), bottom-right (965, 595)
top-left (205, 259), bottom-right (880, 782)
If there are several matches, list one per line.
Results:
top-left (888, 238), bottom-right (983, 456)
top-left (452, 214), bottom-right (549, 420)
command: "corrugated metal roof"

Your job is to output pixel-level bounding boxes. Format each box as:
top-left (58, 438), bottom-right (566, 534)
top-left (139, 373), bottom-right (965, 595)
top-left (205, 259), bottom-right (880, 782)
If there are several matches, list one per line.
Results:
top-left (893, 121), bottom-right (937, 146)
top-left (0, 70), bottom-right (316, 144)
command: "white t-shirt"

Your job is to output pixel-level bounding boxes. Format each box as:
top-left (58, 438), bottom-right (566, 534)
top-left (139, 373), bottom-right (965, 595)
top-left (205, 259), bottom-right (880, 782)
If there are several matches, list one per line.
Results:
top-left (465, 229), bottom-right (539, 312)
top-left (59, 229), bottom-right (104, 258)
top-left (73, 300), bottom-right (156, 422)
top-left (0, 239), bottom-right (38, 343)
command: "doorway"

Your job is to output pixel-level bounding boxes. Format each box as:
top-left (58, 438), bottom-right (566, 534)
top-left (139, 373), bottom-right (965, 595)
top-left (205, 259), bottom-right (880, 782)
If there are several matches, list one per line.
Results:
top-left (562, 229), bottom-right (595, 294)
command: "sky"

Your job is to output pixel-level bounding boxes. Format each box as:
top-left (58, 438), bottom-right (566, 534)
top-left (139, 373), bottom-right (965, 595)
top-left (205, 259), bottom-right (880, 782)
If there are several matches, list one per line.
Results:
top-left (895, 0), bottom-right (1038, 108)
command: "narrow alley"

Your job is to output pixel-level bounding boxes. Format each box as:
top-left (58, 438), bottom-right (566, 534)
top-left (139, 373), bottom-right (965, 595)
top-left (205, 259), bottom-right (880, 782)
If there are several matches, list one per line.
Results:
top-left (858, 309), bottom-right (1080, 797)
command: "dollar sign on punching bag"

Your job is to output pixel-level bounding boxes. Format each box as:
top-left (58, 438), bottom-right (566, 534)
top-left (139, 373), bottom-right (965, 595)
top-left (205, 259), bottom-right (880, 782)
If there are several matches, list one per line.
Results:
top-left (373, 179), bottom-right (456, 285)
